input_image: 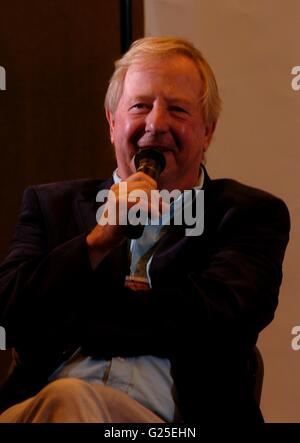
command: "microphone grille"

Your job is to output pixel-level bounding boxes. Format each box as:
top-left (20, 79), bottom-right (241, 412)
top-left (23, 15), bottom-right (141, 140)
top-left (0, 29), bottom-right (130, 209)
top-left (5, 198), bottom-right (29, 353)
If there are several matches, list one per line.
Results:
top-left (134, 148), bottom-right (166, 176)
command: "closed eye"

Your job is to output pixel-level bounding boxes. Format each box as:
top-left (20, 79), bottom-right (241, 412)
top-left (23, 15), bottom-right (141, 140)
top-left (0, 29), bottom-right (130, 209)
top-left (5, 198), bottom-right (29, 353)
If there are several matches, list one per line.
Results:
top-left (169, 106), bottom-right (188, 114)
top-left (129, 103), bottom-right (151, 111)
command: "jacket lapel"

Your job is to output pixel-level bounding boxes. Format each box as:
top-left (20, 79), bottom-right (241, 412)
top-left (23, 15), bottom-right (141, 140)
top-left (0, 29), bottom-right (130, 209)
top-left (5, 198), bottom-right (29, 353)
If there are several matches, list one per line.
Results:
top-left (149, 166), bottom-right (213, 287)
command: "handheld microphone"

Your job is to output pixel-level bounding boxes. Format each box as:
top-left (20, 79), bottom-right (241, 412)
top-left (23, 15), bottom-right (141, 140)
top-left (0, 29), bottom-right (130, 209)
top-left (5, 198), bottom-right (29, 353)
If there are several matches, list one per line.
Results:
top-left (125, 148), bottom-right (166, 239)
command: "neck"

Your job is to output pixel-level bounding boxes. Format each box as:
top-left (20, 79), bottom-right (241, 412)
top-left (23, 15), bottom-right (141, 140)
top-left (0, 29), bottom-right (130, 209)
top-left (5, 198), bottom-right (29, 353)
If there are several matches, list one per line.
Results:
top-left (158, 169), bottom-right (202, 192)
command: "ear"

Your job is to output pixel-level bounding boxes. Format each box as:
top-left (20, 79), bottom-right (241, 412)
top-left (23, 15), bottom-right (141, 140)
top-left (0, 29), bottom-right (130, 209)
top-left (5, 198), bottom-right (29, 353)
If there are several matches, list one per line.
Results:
top-left (203, 122), bottom-right (216, 152)
top-left (105, 108), bottom-right (115, 144)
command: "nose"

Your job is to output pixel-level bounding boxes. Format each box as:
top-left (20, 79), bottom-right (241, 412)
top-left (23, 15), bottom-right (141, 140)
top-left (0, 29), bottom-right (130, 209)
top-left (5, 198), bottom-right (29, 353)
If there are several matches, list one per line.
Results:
top-left (145, 103), bottom-right (169, 134)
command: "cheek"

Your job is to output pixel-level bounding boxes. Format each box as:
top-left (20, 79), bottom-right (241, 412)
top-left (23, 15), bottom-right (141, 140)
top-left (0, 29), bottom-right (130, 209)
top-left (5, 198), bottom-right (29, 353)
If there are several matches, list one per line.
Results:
top-left (177, 125), bottom-right (206, 161)
top-left (114, 118), bottom-right (141, 144)
top-left (177, 123), bottom-right (205, 146)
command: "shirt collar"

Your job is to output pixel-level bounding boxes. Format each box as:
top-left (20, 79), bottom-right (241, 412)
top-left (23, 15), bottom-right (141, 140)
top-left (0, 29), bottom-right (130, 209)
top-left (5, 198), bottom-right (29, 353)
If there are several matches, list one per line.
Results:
top-left (113, 166), bottom-right (204, 190)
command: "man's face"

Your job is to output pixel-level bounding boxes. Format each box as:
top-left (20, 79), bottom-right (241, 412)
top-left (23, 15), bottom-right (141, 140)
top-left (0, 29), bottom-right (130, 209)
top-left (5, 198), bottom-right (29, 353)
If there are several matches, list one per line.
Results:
top-left (106, 54), bottom-right (215, 191)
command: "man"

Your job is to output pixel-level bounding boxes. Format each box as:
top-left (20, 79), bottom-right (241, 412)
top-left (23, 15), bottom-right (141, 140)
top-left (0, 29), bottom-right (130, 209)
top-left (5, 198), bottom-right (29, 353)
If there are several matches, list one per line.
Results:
top-left (0, 37), bottom-right (290, 425)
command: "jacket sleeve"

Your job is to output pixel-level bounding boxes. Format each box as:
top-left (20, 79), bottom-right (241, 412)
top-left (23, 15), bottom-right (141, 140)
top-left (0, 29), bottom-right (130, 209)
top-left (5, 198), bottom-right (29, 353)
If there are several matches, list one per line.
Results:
top-left (0, 186), bottom-right (98, 355)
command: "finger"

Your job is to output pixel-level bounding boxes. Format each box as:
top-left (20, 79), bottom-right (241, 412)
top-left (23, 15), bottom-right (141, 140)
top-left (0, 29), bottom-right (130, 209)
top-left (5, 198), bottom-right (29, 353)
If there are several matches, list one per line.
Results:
top-left (125, 171), bottom-right (157, 188)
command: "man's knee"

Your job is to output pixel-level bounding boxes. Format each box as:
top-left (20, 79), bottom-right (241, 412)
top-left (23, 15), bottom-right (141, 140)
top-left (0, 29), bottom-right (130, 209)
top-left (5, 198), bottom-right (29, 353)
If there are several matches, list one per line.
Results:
top-left (36, 378), bottom-right (91, 405)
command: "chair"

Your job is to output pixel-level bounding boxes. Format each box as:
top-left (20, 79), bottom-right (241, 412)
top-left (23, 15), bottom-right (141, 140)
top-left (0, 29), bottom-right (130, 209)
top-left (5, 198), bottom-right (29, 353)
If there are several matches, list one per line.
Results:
top-left (249, 346), bottom-right (264, 404)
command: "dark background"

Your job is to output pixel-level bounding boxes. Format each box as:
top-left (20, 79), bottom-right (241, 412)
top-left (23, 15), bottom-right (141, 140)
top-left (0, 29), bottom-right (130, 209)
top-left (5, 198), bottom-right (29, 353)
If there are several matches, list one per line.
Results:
top-left (0, 0), bottom-right (143, 381)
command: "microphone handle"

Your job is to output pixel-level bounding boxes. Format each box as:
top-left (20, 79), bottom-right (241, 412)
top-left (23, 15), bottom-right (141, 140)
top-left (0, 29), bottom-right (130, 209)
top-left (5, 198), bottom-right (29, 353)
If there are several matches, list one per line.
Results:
top-left (125, 164), bottom-right (153, 239)
top-left (136, 163), bottom-right (160, 182)
top-left (124, 149), bottom-right (166, 239)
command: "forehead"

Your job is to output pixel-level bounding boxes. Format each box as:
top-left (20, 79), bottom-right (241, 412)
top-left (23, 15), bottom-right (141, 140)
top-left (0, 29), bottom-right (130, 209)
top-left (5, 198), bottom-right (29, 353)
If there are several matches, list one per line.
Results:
top-left (122, 54), bottom-right (203, 99)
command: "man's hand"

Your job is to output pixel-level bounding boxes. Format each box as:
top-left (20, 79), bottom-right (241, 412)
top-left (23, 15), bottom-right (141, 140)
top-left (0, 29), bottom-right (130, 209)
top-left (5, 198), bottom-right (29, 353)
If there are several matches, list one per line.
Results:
top-left (86, 172), bottom-right (158, 269)
top-left (124, 278), bottom-right (151, 291)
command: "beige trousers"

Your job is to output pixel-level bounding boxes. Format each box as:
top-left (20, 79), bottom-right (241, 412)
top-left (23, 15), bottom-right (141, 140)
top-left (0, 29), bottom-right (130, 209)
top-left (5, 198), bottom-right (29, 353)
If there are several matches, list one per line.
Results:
top-left (0, 378), bottom-right (165, 423)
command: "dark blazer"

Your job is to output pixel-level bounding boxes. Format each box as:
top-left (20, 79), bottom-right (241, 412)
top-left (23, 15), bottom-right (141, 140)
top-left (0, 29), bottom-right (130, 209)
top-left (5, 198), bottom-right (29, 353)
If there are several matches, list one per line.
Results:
top-left (0, 167), bottom-right (290, 427)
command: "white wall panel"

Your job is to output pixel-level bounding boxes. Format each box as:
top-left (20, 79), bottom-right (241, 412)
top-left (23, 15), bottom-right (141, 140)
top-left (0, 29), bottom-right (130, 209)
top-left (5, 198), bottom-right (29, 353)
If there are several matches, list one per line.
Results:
top-left (145, 0), bottom-right (300, 422)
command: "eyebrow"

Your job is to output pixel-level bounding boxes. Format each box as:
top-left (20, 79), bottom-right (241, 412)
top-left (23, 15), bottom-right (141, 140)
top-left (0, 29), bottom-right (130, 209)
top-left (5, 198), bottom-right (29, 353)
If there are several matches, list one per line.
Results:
top-left (168, 98), bottom-right (193, 106)
top-left (129, 95), bottom-right (194, 106)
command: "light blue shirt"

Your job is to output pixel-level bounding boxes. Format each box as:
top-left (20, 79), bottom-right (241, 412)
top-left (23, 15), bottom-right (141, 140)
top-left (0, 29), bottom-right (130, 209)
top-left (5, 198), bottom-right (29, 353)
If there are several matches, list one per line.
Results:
top-left (49, 169), bottom-right (204, 422)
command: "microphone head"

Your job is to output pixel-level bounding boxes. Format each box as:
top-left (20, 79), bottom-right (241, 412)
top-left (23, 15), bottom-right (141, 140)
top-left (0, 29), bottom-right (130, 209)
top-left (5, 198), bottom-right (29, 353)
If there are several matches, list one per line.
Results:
top-left (134, 148), bottom-right (166, 181)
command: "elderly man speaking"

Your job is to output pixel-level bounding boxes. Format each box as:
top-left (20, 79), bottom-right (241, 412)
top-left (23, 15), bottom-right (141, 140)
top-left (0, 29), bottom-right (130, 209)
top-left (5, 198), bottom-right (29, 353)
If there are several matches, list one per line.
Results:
top-left (0, 37), bottom-right (290, 428)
